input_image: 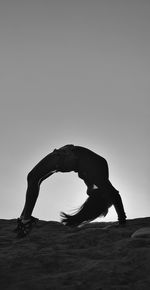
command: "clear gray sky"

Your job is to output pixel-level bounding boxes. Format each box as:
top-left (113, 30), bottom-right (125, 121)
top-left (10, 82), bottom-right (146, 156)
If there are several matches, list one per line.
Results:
top-left (0, 0), bottom-right (150, 222)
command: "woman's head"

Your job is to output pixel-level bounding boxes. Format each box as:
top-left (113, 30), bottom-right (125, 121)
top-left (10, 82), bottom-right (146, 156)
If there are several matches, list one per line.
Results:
top-left (61, 189), bottom-right (113, 227)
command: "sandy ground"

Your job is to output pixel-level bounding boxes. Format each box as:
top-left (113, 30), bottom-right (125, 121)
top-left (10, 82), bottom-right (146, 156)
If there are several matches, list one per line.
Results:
top-left (0, 217), bottom-right (150, 290)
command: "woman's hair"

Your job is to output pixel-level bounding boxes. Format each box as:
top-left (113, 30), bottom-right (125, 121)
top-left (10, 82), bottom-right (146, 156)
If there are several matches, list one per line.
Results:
top-left (61, 189), bottom-right (112, 227)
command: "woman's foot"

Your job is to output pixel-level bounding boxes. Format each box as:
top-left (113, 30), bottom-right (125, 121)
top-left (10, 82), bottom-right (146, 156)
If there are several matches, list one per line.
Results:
top-left (14, 216), bottom-right (39, 238)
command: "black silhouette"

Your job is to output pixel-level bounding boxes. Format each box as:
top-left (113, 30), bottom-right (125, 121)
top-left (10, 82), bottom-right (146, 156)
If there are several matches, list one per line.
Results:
top-left (16, 145), bottom-right (126, 237)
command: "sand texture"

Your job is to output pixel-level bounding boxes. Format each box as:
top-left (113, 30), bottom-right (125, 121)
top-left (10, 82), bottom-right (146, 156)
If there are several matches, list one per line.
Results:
top-left (0, 217), bottom-right (150, 290)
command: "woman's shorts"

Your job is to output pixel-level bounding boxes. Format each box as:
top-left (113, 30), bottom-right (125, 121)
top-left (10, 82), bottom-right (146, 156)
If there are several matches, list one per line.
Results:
top-left (51, 144), bottom-right (78, 172)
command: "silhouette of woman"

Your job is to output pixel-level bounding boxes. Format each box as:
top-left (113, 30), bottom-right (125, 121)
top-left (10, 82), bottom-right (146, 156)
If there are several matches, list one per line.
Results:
top-left (16, 144), bottom-right (126, 237)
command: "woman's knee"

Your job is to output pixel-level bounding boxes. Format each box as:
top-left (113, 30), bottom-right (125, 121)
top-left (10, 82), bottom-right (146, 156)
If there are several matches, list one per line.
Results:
top-left (27, 170), bottom-right (40, 184)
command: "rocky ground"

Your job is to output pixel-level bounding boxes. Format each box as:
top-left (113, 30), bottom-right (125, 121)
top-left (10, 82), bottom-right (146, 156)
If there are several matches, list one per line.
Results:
top-left (0, 217), bottom-right (150, 290)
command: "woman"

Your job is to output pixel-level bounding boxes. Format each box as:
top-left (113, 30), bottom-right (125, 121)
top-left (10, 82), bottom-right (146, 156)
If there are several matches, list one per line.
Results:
top-left (15, 144), bottom-right (126, 237)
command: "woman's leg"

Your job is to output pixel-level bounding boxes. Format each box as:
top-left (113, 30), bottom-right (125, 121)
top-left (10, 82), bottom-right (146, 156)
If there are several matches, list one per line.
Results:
top-left (21, 145), bottom-right (78, 220)
top-left (21, 151), bottom-right (60, 220)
